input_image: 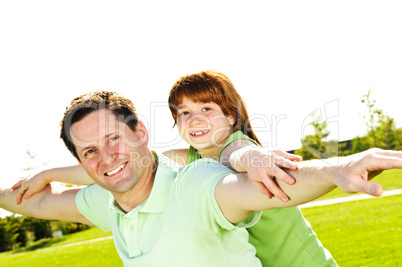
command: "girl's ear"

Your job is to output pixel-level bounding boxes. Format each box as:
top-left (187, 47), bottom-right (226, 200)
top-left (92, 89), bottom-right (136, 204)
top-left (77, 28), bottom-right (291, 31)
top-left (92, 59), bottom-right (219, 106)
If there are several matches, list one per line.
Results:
top-left (228, 111), bottom-right (237, 126)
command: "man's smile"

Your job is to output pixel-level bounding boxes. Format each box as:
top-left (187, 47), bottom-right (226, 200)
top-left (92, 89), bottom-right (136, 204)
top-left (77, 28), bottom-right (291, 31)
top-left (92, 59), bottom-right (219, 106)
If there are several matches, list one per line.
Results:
top-left (105, 162), bottom-right (127, 177)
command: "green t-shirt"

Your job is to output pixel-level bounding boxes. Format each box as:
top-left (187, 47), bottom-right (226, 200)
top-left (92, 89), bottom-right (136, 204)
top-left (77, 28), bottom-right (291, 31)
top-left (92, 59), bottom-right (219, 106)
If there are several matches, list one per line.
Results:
top-left (187, 131), bottom-right (338, 267)
top-left (76, 155), bottom-right (263, 266)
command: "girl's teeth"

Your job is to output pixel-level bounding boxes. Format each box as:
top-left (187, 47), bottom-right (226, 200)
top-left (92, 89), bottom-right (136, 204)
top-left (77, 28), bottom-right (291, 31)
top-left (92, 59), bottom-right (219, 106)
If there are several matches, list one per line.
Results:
top-left (191, 130), bottom-right (209, 136)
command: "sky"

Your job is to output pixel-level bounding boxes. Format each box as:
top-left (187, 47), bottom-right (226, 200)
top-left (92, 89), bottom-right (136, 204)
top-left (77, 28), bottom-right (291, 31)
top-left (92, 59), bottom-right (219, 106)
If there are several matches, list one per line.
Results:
top-left (1, 0), bottom-right (402, 199)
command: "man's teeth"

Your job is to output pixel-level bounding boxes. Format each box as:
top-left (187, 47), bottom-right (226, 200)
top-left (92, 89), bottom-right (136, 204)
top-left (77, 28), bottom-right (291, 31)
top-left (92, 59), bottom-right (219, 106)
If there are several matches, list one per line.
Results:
top-left (190, 130), bottom-right (209, 136)
top-left (106, 163), bottom-right (125, 176)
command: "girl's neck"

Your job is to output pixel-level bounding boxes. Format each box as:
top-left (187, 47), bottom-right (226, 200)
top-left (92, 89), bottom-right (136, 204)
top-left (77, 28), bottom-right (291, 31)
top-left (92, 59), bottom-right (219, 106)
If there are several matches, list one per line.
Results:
top-left (197, 145), bottom-right (222, 161)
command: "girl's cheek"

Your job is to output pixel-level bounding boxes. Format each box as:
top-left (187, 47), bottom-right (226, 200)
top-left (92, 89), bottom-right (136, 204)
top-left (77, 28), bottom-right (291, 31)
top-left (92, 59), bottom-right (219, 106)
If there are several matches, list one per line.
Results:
top-left (176, 118), bottom-right (187, 130)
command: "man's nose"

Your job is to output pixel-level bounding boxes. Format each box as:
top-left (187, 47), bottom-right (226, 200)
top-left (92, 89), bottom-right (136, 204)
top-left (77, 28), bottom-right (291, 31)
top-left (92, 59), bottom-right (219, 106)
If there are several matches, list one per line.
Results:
top-left (100, 147), bottom-right (116, 165)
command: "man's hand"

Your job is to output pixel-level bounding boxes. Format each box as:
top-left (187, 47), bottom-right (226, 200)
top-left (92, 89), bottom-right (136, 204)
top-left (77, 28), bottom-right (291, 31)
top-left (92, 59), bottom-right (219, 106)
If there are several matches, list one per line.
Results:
top-left (332, 148), bottom-right (402, 197)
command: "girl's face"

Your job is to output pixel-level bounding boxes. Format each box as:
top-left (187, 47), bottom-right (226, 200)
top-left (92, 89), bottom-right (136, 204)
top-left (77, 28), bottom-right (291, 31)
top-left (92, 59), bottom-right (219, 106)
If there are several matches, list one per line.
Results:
top-left (176, 96), bottom-right (236, 152)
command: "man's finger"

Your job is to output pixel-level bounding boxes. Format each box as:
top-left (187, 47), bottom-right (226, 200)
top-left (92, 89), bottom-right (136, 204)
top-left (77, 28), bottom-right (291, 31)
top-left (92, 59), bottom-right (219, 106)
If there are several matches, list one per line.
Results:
top-left (367, 148), bottom-right (402, 159)
top-left (365, 154), bottom-right (402, 171)
top-left (352, 178), bottom-right (383, 197)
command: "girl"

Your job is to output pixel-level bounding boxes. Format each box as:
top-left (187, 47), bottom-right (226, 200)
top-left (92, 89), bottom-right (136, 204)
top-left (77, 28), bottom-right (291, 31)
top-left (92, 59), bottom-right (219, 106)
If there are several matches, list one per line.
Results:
top-left (165, 70), bottom-right (336, 266)
top-left (13, 70), bottom-right (337, 266)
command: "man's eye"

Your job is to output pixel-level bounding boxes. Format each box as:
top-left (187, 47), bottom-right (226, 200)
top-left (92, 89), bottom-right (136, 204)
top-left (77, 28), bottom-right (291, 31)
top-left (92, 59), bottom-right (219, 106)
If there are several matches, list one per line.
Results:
top-left (85, 149), bottom-right (96, 157)
top-left (110, 136), bottom-right (119, 142)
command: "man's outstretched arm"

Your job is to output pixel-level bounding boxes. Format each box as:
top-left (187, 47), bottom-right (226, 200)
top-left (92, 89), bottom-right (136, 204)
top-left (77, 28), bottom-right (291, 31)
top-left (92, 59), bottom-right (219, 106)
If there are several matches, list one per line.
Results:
top-left (0, 184), bottom-right (93, 225)
top-left (216, 148), bottom-right (402, 224)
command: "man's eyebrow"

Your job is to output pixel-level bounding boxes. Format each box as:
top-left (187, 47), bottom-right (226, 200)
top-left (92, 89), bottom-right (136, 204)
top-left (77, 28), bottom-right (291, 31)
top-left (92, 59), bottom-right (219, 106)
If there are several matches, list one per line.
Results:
top-left (78, 144), bottom-right (95, 154)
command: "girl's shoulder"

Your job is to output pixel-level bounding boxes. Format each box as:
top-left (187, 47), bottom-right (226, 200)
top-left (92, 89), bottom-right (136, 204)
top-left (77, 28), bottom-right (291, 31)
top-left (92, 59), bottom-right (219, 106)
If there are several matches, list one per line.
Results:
top-left (162, 148), bottom-right (189, 166)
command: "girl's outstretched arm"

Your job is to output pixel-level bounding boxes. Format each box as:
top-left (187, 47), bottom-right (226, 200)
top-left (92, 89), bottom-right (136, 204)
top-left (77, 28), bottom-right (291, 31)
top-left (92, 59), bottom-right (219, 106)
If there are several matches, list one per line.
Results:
top-left (12, 164), bottom-right (94, 204)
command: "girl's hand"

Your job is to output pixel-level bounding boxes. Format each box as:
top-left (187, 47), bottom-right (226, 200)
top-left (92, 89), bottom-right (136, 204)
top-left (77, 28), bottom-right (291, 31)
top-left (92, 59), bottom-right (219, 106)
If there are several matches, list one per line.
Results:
top-left (11, 171), bottom-right (51, 205)
top-left (231, 147), bottom-right (302, 202)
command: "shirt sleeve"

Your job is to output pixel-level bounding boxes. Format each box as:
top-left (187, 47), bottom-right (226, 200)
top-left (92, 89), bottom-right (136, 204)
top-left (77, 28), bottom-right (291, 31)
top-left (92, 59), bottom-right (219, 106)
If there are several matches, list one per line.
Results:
top-left (218, 131), bottom-right (260, 160)
top-left (75, 184), bottom-right (112, 232)
top-left (175, 159), bottom-right (262, 232)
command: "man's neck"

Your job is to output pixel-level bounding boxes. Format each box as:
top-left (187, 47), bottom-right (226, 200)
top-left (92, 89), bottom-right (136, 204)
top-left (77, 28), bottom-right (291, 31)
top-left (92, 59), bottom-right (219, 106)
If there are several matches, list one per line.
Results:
top-left (113, 156), bottom-right (158, 213)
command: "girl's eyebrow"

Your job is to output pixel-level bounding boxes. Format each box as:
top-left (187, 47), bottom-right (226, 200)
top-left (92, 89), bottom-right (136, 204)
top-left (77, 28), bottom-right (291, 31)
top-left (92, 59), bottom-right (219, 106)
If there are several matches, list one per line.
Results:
top-left (177, 104), bottom-right (187, 109)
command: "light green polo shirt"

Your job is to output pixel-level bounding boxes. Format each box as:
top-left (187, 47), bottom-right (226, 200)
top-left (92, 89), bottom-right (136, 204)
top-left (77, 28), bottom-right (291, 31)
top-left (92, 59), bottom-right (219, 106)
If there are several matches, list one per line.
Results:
top-left (76, 156), bottom-right (263, 266)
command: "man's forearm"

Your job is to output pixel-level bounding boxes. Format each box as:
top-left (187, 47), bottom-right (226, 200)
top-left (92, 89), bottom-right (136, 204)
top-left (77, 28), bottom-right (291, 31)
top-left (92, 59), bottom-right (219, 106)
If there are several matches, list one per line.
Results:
top-left (216, 160), bottom-right (338, 223)
top-left (282, 158), bottom-right (339, 204)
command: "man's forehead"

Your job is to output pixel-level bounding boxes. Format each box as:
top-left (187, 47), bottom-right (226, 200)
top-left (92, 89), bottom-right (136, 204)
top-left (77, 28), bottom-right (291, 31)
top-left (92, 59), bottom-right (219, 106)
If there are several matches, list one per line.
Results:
top-left (70, 109), bottom-right (125, 146)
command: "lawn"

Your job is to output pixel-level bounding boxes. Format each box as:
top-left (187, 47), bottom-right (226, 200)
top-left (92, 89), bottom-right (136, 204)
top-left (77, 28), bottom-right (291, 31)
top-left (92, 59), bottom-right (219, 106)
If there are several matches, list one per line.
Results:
top-left (302, 194), bottom-right (402, 266)
top-left (0, 228), bottom-right (122, 266)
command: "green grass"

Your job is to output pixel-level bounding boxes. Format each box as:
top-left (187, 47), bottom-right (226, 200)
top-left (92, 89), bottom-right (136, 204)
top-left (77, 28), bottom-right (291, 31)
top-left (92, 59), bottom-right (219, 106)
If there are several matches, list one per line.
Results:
top-left (302, 194), bottom-right (402, 266)
top-left (315, 168), bottom-right (402, 201)
top-left (0, 227), bottom-right (122, 266)
top-left (16, 227), bottom-right (113, 253)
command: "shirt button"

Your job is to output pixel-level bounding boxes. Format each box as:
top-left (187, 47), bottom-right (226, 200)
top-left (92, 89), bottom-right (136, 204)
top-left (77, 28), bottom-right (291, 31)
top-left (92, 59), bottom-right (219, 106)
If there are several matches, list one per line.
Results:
top-left (128, 225), bottom-right (134, 231)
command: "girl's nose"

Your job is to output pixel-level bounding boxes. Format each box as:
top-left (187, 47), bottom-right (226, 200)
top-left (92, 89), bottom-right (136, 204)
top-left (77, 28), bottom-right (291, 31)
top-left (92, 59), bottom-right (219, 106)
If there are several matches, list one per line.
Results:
top-left (189, 114), bottom-right (206, 126)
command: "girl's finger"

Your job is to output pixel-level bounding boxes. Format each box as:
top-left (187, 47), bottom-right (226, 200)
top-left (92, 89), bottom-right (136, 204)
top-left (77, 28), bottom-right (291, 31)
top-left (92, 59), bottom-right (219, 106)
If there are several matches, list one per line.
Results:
top-left (271, 168), bottom-right (296, 185)
top-left (274, 150), bottom-right (302, 162)
top-left (11, 179), bottom-right (25, 190)
top-left (260, 175), bottom-right (289, 202)
top-left (274, 156), bottom-right (298, 171)
top-left (252, 180), bottom-right (273, 199)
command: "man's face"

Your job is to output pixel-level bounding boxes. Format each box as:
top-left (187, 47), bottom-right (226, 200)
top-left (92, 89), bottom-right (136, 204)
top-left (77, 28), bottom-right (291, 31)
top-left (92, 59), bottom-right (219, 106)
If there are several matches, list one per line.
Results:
top-left (70, 109), bottom-right (151, 195)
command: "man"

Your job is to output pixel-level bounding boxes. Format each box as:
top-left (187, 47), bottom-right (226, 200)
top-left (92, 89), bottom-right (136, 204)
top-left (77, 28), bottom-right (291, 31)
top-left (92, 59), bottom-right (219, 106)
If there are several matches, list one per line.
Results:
top-left (1, 91), bottom-right (402, 266)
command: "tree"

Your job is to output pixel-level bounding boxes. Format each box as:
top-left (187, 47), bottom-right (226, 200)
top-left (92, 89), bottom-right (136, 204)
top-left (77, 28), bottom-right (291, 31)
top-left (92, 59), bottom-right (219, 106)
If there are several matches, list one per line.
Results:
top-left (360, 89), bottom-right (383, 148)
top-left (349, 90), bottom-right (402, 153)
top-left (295, 113), bottom-right (343, 160)
top-left (0, 219), bottom-right (17, 252)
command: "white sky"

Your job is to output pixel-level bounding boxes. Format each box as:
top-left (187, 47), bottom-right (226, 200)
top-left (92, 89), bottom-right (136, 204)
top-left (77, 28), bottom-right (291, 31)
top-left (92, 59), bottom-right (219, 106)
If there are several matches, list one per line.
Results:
top-left (1, 0), bottom-right (402, 198)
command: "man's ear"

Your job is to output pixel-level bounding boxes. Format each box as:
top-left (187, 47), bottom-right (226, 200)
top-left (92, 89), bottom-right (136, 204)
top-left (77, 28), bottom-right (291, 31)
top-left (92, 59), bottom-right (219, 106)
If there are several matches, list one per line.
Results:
top-left (136, 121), bottom-right (149, 145)
top-left (77, 159), bottom-right (84, 168)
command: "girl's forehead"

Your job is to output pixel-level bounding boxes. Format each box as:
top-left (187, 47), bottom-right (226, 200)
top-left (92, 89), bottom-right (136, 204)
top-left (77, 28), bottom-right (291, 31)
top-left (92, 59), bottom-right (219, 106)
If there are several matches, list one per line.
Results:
top-left (179, 96), bottom-right (216, 106)
top-left (178, 98), bottom-right (220, 108)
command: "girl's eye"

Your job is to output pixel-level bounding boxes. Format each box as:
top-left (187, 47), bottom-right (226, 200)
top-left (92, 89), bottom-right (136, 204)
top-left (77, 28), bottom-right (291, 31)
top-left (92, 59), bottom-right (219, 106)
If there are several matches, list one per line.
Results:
top-left (179, 111), bottom-right (189, 116)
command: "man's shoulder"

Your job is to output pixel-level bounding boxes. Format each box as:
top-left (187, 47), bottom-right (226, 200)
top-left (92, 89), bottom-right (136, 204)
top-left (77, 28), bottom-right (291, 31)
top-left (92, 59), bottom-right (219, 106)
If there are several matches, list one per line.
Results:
top-left (76, 184), bottom-right (111, 205)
